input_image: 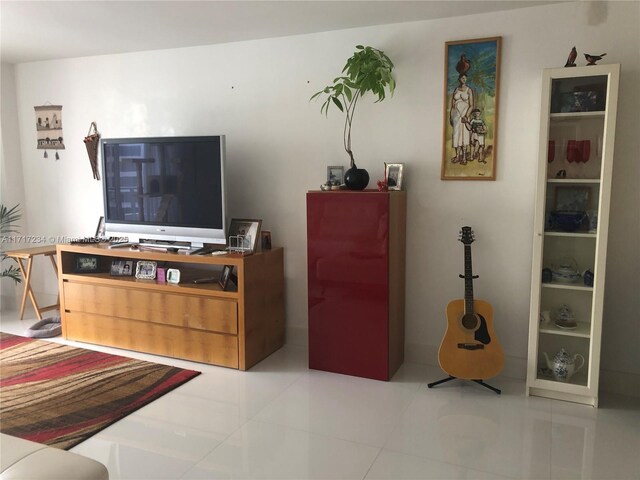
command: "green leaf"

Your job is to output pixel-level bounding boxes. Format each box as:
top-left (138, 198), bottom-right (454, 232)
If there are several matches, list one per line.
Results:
top-left (1, 265), bottom-right (22, 284)
top-left (0, 204), bottom-right (20, 235)
top-left (332, 96), bottom-right (344, 111)
top-left (309, 91), bottom-right (322, 101)
top-left (344, 85), bottom-right (353, 102)
top-left (356, 45), bottom-right (364, 49)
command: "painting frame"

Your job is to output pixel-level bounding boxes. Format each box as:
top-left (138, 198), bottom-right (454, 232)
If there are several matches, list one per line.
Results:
top-left (441, 36), bottom-right (501, 181)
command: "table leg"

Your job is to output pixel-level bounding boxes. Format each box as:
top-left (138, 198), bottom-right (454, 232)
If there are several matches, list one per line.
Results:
top-left (48, 254), bottom-right (60, 309)
top-left (16, 258), bottom-right (28, 319)
top-left (16, 257), bottom-right (44, 321)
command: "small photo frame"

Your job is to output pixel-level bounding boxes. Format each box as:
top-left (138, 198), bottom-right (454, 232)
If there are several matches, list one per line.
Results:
top-left (75, 255), bottom-right (100, 273)
top-left (219, 265), bottom-right (234, 290)
top-left (261, 230), bottom-right (272, 250)
top-left (327, 166), bottom-right (344, 185)
top-left (110, 260), bottom-right (134, 276)
top-left (554, 187), bottom-right (590, 212)
top-left (228, 218), bottom-right (262, 253)
top-left (135, 260), bottom-right (157, 280)
top-left (385, 163), bottom-right (404, 191)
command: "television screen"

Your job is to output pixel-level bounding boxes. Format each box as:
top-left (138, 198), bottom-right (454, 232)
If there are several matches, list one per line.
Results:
top-left (101, 136), bottom-right (226, 246)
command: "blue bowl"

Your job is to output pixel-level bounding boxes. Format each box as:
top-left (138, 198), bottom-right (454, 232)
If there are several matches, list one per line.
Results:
top-left (549, 211), bottom-right (586, 232)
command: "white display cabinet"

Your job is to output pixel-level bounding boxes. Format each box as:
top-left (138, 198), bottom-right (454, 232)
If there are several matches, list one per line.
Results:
top-left (526, 64), bottom-right (620, 406)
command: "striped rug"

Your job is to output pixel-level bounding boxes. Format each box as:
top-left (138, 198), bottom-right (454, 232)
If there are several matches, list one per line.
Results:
top-left (0, 332), bottom-right (200, 450)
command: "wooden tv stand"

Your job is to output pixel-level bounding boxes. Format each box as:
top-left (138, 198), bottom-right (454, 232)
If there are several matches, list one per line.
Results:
top-left (56, 244), bottom-right (285, 370)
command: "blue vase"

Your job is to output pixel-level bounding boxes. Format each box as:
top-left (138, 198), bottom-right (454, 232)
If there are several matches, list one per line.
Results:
top-left (583, 269), bottom-right (594, 287)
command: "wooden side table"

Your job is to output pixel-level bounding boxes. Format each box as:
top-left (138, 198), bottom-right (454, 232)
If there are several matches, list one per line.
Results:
top-left (4, 245), bottom-right (60, 320)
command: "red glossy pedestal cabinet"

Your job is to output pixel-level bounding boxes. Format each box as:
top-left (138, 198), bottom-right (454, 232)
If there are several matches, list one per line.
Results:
top-left (307, 190), bottom-right (406, 381)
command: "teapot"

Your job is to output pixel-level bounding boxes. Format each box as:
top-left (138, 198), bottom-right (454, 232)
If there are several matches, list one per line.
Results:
top-left (551, 260), bottom-right (581, 283)
top-left (543, 348), bottom-right (585, 381)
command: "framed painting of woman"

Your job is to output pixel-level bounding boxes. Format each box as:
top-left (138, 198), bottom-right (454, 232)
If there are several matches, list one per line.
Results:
top-left (441, 37), bottom-right (501, 180)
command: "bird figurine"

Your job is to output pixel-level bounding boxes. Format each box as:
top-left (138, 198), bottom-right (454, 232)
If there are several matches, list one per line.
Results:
top-left (564, 46), bottom-right (577, 67)
top-left (584, 53), bottom-right (606, 66)
top-left (456, 54), bottom-right (471, 75)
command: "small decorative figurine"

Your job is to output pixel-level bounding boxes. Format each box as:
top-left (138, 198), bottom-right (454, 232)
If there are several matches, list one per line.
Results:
top-left (584, 53), bottom-right (606, 66)
top-left (376, 179), bottom-right (388, 192)
top-left (564, 46), bottom-right (577, 67)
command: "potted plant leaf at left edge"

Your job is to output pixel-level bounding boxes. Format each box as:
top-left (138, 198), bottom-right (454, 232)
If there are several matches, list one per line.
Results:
top-left (0, 204), bottom-right (22, 284)
top-left (310, 45), bottom-right (396, 190)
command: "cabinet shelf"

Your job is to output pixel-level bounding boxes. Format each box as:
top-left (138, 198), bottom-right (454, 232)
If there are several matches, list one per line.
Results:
top-left (546, 179), bottom-right (601, 184)
top-left (542, 282), bottom-right (592, 292)
top-left (550, 111), bottom-right (605, 121)
top-left (61, 272), bottom-right (238, 298)
top-left (544, 231), bottom-right (596, 238)
top-left (527, 64), bottom-right (619, 407)
top-left (540, 321), bottom-right (591, 338)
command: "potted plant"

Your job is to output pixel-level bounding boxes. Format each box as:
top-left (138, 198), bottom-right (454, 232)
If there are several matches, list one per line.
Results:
top-left (1, 204), bottom-right (22, 284)
top-left (311, 45), bottom-right (396, 190)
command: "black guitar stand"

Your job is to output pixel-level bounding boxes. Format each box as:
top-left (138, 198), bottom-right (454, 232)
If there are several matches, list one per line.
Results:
top-left (428, 375), bottom-right (501, 395)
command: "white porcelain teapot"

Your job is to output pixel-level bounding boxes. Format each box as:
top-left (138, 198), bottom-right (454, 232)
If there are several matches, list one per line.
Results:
top-left (543, 348), bottom-right (585, 381)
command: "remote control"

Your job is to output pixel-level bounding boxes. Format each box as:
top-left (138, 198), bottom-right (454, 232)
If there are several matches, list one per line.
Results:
top-left (108, 242), bottom-right (137, 249)
top-left (193, 277), bottom-right (217, 284)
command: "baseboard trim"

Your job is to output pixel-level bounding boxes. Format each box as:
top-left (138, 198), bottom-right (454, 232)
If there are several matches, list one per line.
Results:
top-left (599, 369), bottom-right (640, 398)
top-left (286, 325), bottom-right (308, 348)
top-left (0, 294), bottom-right (18, 312)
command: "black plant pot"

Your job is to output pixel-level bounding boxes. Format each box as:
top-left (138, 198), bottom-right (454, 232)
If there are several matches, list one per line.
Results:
top-left (344, 164), bottom-right (369, 191)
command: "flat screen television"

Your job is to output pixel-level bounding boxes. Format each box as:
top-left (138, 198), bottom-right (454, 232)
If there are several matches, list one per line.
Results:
top-left (101, 136), bottom-right (227, 247)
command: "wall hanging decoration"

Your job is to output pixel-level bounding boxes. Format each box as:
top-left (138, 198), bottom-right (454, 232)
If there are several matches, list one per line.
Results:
top-left (441, 37), bottom-right (501, 180)
top-left (34, 104), bottom-right (65, 159)
top-left (84, 122), bottom-right (101, 180)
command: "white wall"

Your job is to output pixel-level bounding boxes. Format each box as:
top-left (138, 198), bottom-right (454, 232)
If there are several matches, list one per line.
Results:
top-left (1, 62), bottom-right (27, 310)
top-left (4, 1), bottom-right (639, 391)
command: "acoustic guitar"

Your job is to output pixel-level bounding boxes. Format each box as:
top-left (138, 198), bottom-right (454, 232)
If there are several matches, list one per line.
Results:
top-left (438, 227), bottom-right (504, 380)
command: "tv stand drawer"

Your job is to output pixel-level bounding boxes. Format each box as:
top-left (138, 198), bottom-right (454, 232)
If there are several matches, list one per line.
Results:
top-left (64, 311), bottom-right (239, 368)
top-left (64, 282), bottom-right (237, 334)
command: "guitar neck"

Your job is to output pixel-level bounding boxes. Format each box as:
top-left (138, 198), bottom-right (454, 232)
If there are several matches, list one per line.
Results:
top-left (464, 244), bottom-right (474, 314)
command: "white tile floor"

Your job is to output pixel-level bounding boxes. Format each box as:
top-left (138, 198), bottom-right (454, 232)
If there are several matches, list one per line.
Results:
top-left (2, 310), bottom-right (639, 480)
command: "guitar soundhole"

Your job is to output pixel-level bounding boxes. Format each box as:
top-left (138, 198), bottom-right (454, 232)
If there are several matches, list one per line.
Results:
top-left (461, 313), bottom-right (479, 331)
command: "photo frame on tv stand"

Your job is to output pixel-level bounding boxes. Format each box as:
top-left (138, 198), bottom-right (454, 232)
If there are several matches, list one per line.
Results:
top-left (219, 265), bottom-right (238, 291)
